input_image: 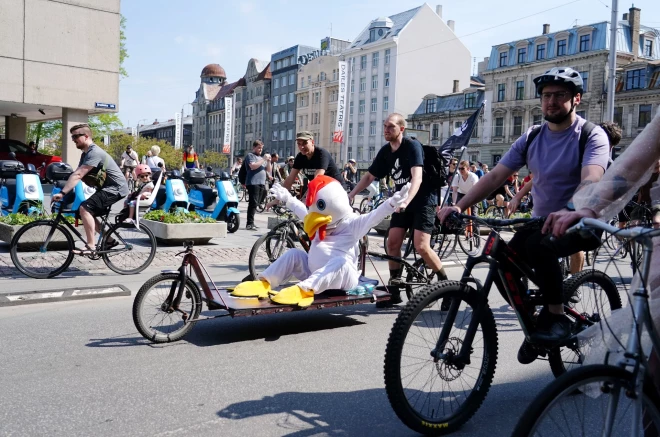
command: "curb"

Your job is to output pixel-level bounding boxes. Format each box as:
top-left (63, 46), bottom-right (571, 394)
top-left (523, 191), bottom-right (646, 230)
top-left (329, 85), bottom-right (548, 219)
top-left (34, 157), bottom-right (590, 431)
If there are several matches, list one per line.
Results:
top-left (0, 284), bottom-right (131, 307)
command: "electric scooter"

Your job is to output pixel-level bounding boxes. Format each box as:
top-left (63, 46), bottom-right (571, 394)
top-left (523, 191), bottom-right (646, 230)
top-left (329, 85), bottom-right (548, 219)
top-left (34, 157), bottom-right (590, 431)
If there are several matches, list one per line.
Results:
top-left (183, 168), bottom-right (240, 233)
top-left (0, 159), bottom-right (45, 216)
top-left (46, 162), bottom-right (96, 216)
top-left (150, 169), bottom-right (189, 212)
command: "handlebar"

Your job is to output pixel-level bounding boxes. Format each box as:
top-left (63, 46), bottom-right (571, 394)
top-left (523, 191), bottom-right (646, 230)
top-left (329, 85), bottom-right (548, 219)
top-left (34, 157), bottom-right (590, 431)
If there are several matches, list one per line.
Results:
top-left (449, 212), bottom-right (545, 229)
top-left (566, 217), bottom-right (660, 241)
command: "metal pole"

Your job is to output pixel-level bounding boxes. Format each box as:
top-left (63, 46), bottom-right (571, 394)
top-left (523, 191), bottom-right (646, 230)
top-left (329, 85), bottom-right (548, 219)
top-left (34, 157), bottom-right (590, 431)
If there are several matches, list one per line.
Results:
top-left (605, 0), bottom-right (618, 122)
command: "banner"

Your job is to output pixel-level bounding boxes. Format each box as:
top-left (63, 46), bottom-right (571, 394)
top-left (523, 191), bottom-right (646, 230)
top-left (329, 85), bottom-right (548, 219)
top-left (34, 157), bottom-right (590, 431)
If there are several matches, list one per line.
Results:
top-left (223, 96), bottom-right (233, 154)
top-left (174, 111), bottom-right (182, 149)
top-left (332, 61), bottom-right (348, 143)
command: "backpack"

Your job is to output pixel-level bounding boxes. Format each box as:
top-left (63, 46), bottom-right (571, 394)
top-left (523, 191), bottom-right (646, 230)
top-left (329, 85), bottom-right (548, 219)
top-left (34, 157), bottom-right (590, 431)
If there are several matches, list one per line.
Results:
top-left (422, 145), bottom-right (448, 189)
top-left (523, 121), bottom-right (596, 167)
top-left (237, 159), bottom-right (247, 185)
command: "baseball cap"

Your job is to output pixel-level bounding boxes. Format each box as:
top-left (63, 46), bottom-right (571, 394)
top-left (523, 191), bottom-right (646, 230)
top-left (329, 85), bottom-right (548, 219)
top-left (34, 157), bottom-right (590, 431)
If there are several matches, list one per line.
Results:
top-left (287, 156), bottom-right (295, 161)
top-left (348, 159), bottom-right (356, 163)
top-left (296, 131), bottom-right (313, 141)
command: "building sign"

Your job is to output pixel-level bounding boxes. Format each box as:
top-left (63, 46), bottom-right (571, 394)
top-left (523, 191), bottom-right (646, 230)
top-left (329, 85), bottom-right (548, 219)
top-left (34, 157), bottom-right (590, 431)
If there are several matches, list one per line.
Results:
top-left (223, 96), bottom-right (233, 154)
top-left (95, 102), bottom-right (116, 109)
top-left (174, 112), bottom-right (182, 149)
top-left (333, 61), bottom-right (348, 144)
top-left (297, 49), bottom-right (329, 65)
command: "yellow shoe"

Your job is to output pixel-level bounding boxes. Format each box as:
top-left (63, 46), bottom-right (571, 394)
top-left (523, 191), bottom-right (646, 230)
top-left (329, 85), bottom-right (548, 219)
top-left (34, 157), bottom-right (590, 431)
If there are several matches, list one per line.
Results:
top-left (230, 279), bottom-right (271, 298)
top-left (270, 285), bottom-right (315, 307)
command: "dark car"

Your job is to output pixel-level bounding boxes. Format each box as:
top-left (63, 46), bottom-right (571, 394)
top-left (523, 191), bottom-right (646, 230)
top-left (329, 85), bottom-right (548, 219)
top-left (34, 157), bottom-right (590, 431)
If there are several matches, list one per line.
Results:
top-left (0, 139), bottom-right (62, 180)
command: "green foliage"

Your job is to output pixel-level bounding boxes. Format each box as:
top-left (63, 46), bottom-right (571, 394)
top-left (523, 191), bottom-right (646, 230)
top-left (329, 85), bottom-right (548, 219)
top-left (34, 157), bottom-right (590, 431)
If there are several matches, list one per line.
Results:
top-left (0, 213), bottom-right (74, 226)
top-left (104, 133), bottom-right (182, 170)
top-left (143, 210), bottom-right (216, 224)
top-left (120, 15), bottom-right (129, 79)
top-left (200, 151), bottom-right (228, 169)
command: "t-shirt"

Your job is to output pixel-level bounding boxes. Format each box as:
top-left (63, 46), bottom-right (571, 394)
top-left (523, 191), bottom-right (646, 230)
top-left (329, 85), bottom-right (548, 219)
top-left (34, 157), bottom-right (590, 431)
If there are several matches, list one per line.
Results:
top-left (343, 165), bottom-right (357, 183)
top-left (452, 171), bottom-right (479, 195)
top-left (368, 136), bottom-right (434, 207)
top-left (498, 116), bottom-right (609, 217)
top-left (293, 146), bottom-right (342, 182)
top-left (79, 144), bottom-right (129, 197)
top-left (245, 152), bottom-right (266, 186)
top-left (146, 156), bottom-right (164, 169)
top-left (183, 151), bottom-right (198, 169)
top-left (121, 151), bottom-right (138, 167)
top-left (474, 169), bottom-right (484, 179)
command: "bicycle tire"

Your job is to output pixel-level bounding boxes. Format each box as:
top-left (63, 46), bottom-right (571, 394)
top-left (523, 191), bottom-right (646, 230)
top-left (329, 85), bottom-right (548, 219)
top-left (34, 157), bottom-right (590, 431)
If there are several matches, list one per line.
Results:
top-left (484, 205), bottom-right (504, 219)
top-left (547, 270), bottom-right (622, 378)
top-left (512, 364), bottom-right (660, 437)
top-left (132, 273), bottom-right (202, 343)
top-left (457, 222), bottom-right (481, 256)
top-left (359, 197), bottom-right (373, 214)
top-left (436, 233), bottom-right (456, 259)
top-left (248, 230), bottom-right (297, 279)
top-left (102, 222), bottom-right (157, 275)
top-left (10, 220), bottom-right (75, 279)
top-left (384, 228), bottom-right (414, 258)
top-left (384, 281), bottom-right (498, 435)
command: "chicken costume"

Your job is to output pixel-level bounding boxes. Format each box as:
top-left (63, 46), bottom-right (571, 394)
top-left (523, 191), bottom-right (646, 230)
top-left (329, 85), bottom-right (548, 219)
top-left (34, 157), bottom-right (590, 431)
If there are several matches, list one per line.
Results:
top-left (232, 176), bottom-right (410, 307)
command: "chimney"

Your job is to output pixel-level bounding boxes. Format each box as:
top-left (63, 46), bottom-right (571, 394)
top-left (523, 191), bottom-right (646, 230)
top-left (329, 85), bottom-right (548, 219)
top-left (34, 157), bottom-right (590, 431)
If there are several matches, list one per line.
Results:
top-left (542, 24), bottom-right (550, 35)
top-left (436, 5), bottom-right (442, 18)
top-left (453, 80), bottom-right (459, 93)
top-left (622, 12), bottom-right (628, 21)
top-left (629, 7), bottom-right (641, 61)
top-left (447, 20), bottom-right (455, 32)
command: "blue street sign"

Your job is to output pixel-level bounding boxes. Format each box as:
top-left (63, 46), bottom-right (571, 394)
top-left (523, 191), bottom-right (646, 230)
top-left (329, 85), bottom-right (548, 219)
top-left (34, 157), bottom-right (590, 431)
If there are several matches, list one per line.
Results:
top-left (95, 102), bottom-right (116, 109)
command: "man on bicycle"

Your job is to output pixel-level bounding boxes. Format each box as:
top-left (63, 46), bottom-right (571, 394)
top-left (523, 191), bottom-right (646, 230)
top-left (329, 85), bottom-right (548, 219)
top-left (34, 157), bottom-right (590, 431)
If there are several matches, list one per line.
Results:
top-left (120, 145), bottom-right (139, 181)
top-left (349, 113), bottom-right (448, 306)
top-left (51, 124), bottom-right (129, 254)
top-left (438, 67), bottom-right (610, 361)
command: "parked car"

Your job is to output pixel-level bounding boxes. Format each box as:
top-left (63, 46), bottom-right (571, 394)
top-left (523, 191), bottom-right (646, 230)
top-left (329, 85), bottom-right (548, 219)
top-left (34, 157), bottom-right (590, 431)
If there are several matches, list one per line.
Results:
top-left (0, 139), bottom-right (62, 181)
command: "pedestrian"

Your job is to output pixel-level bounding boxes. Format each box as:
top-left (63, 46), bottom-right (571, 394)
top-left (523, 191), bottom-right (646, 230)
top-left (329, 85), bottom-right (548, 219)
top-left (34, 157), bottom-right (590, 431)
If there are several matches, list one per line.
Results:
top-left (481, 163), bottom-right (489, 174)
top-left (142, 150), bottom-right (152, 165)
top-left (146, 145), bottom-right (166, 181)
top-left (182, 145), bottom-right (200, 171)
top-left (245, 140), bottom-right (270, 231)
top-left (28, 141), bottom-right (38, 155)
top-left (471, 162), bottom-right (484, 178)
top-left (271, 153), bottom-right (287, 183)
top-left (231, 157), bottom-right (243, 177)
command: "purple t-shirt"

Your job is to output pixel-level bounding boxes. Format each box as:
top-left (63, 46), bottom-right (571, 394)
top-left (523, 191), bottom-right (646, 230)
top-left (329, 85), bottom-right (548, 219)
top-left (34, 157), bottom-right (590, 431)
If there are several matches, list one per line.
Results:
top-left (498, 116), bottom-right (609, 217)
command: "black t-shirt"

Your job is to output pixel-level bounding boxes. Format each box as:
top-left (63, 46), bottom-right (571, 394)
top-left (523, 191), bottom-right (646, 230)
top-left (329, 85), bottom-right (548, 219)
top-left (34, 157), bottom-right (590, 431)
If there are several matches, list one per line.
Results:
top-left (293, 146), bottom-right (342, 182)
top-left (369, 137), bottom-right (434, 206)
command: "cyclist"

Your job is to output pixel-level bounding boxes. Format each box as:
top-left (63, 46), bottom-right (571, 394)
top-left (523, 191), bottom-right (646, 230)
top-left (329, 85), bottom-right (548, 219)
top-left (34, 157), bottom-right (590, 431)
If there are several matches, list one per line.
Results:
top-left (349, 113), bottom-right (448, 306)
top-left (452, 160), bottom-right (479, 214)
top-left (438, 67), bottom-right (610, 361)
top-left (342, 159), bottom-right (358, 191)
top-left (51, 123), bottom-right (129, 255)
top-left (120, 145), bottom-right (139, 182)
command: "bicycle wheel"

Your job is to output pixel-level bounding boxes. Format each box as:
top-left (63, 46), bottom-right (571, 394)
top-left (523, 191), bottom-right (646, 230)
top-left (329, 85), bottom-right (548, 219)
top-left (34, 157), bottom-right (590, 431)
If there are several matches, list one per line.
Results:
top-left (248, 229), bottom-right (296, 279)
top-left (101, 222), bottom-right (157, 275)
top-left (512, 364), bottom-right (660, 437)
top-left (10, 220), bottom-right (75, 279)
top-left (547, 270), bottom-right (622, 378)
top-left (384, 228), bottom-right (414, 258)
top-left (404, 258), bottom-right (437, 300)
top-left (359, 197), bottom-right (373, 214)
top-left (457, 222), bottom-right (481, 256)
top-left (384, 281), bottom-right (498, 435)
top-left (132, 273), bottom-right (202, 343)
top-left (435, 233), bottom-right (456, 259)
top-left (484, 205), bottom-right (504, 219)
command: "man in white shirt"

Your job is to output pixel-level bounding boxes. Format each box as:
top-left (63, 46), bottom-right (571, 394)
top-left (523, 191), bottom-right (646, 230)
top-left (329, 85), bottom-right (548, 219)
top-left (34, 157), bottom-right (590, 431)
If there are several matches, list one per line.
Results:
top-left (120, 146), bottom-right (139, 181)
top-left (451, 160), bottom-right (479, 212)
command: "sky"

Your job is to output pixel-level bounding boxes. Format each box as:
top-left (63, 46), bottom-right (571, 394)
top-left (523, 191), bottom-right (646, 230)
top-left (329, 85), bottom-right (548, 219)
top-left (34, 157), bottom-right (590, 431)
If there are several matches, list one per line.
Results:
top-left (118, 0), bottom-right (660, 128)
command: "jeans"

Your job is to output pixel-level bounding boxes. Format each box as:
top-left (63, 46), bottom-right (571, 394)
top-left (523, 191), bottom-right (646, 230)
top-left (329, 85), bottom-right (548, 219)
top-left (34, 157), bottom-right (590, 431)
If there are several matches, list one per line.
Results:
top-left (247, 184), bottom-right (266, 226)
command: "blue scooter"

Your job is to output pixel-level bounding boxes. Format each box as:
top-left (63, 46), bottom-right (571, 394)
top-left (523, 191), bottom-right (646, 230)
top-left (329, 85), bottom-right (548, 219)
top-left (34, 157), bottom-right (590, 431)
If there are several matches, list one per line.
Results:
top-left (150, 170), bottom-right (189, 212)
top-left (0, 159), bottom-right (45, 216)
top-left (46, 162), bottom-right (96, 216)
top-left (184, 168), bottom-right (240, 233)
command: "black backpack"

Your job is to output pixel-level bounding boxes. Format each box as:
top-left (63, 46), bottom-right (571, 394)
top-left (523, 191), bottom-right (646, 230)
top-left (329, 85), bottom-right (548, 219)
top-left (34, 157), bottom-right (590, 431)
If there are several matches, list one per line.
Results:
top-left (523, 121), bottom-right (596, 167)
top-left (237, 159), bottom-right (247, 185)
top-left (422, 144), bottom-right (448, 190)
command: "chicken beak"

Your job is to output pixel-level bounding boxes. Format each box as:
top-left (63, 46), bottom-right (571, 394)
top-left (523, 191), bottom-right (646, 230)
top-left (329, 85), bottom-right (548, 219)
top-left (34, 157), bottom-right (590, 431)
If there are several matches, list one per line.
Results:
top-left (303, 212), bottom-right (332, 240)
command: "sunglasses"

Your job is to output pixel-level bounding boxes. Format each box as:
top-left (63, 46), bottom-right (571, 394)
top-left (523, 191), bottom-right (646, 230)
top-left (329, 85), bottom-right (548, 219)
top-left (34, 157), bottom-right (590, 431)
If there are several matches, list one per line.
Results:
top-left (71, 133), bottom-right (86, 140)
top-left (139, 174), bottom-right (152, 179)
top-left (459, 167), bottom-right (467, 170)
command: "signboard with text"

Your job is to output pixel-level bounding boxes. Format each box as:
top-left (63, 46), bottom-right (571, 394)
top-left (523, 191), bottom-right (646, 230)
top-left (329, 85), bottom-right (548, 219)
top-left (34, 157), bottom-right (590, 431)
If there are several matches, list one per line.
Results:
top-left (332, 61), bottom-right (347, 144)
top-left (223, 96), bottom-right (233, 154)
top-left (174, 112), bottom-right (182, 149)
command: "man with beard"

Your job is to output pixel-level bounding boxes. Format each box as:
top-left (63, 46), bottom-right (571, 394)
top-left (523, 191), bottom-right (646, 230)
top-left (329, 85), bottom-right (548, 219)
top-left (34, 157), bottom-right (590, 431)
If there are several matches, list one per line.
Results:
top-left (438, 67), bottom-right (610, 361)
top-left (245, 140), bottom-right (270, 231)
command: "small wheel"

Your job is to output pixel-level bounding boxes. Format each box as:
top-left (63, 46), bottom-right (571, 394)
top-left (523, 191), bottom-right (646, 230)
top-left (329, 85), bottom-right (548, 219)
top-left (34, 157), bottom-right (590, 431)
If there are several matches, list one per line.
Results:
top-left (359, 197), bottom-right (372, 214)
top-left (384, 281), bottom-right (498, 435)
top-left (10, 220), bottom-right (75, 279)
top-left (226, 212), bottom-right (240, 233)
top-left (547, 270), bottom-right (622, 378)
top-left (102, 222), bottom-right (157, 275)
top-left (248, 229), bottom-right (296, 279)
top-left (458, 222), bottom-right (481, 256)
top-left (484, 205), bottom-right (503, 219)
top-left (133, 273), bottom-right (202, 343)
top-left (512, 365), bottom-right (660, 437)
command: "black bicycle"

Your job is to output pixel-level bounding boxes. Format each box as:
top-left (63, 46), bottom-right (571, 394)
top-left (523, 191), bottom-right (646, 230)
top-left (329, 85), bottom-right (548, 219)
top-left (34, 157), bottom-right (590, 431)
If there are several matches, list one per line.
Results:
top-left (10, 203), bottom-right (157, 278)
top-left (383, 214), bottom-right (621, 435)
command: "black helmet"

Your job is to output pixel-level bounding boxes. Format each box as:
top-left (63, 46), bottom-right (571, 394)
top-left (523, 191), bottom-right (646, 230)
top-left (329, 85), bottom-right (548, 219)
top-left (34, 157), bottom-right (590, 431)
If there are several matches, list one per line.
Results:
top-left (219, 171), bottom-right (231, 180)
top-left (206, 166), bottom-right (213, 172)
top-left (533, 67), bottom-right (583, 95)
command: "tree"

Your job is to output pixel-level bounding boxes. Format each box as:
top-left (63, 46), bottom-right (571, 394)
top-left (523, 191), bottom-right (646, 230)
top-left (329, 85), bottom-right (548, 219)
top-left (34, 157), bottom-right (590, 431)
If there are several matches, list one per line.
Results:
top-left (104, 133), bottom-right (182, 171)
top-left (200, 151), bottom-right (228, 170)
top-left (119, 15), bottom-right (129, 79)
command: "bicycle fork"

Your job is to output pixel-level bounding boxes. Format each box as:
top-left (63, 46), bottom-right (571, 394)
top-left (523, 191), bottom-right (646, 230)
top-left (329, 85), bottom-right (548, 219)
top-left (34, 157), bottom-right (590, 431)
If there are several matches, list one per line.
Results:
top-left (163, 264), bottom-right (190, 321)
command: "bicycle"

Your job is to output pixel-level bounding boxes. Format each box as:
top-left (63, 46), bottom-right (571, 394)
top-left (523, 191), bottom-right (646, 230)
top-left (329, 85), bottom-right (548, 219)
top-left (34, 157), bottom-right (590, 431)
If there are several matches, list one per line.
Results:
top-left (512, 217), bottom-right (660, 437)
top-left (383, 214), bottom-right (622, 435)
top-left (123, 167), bottom-right (137, 192)
top-left (10, 201), bottom-right (157, 278)
top-left (359, 188), bottom-right (392, 214)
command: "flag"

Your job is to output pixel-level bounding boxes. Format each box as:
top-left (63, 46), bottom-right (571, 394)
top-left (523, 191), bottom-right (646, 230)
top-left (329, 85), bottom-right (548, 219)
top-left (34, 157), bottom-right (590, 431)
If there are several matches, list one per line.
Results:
top-left (333, 61), bottom-right (348, 143)
top-left (438, 101), bottom-right (484, 163)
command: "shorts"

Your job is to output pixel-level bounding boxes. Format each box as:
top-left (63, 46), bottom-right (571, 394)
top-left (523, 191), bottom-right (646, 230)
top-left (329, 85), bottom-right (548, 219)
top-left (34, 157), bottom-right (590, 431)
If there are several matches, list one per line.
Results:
top-left (390, 204), bottom-right (436, 235)
top-left (123, 164), bottom-right (136, 171)
top-left (81, 190), bottom-right (124, 217)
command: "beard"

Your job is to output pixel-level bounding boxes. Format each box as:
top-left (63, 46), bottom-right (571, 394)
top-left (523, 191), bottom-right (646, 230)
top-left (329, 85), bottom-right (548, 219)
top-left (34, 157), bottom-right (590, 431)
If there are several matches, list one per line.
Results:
top-left (75, 142), bottom-right (85, 150)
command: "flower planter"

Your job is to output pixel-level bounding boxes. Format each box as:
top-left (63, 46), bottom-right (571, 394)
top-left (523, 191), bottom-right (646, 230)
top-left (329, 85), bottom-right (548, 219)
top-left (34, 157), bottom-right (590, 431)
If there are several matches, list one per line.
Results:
top-left (141, 219), bottom-right (227, 245)
top-left (0, 221), bottom-right (70, 249)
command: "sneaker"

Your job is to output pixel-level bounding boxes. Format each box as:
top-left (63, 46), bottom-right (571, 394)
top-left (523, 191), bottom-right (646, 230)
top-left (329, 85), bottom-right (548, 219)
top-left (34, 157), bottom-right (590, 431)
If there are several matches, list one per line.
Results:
top-left (531, 313), bottom-right (571, 344)
top-left (376, 292), bottom-right (402, 308)
top-left (517, 339), bottom-right (539, 364)
top-left (246, 224), bottom-right (259, 231)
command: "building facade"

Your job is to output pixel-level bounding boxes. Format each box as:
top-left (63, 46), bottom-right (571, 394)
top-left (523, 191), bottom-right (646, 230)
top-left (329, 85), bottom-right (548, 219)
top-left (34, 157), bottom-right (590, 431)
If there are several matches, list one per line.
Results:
top-left (138, 117), bottom-right (193, 148)
top-left (342, 4), bottom-right (471, 167)
top-left (479, 7), bottom-right (660, 167)
top-left (233, 59), bottom-right (271, 157)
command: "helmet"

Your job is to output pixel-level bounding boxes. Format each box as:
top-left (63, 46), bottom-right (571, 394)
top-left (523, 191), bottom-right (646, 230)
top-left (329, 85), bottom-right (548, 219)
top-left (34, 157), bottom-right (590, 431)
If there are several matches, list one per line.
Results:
top-left (219, 171), bottom-right (231, 180)
top-left (135, 164), bottom-right (152, 177)
top-left (533, 67), bottom-right (583, 95)
top-left (206, 166), bottom-right (213, 172)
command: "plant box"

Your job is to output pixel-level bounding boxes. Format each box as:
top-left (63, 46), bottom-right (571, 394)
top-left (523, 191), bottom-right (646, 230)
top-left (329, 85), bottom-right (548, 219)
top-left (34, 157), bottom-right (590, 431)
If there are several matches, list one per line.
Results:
top-left (0, 221), bottom-right (70, 249)
top-left (141, 219), bottom-right (226, 245)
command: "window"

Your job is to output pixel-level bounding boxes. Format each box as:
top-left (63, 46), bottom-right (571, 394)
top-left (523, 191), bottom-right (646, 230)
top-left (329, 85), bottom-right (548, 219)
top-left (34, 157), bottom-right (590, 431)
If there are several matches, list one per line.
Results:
top-left (579, 34), bottom-right (590, 52)
top-left (273, 113), bottom-right (278, 124)
top-left (350, 57), bottom-right (355, 71)
top-left (289, 73), bottom-right (295, 85)
top-left (273, 95), bottom-right (279, 106)
top-left (644, 39), bottom-right (654, 57)
top-left (360, 77), bottom-right (366, 92)
top-left (371, 98), bottom-right (378, 112)
top-left (274, 77), bottom-right (280, 89)
top-left (626, 69), bottom-right (646, 90)
top-left (289, 92), bottom-right (294, 103)
top-left (516, 81), bottom-right (524, 100)
top-left (533, 114), bottom-right (543, 125)
top-left (613, 107), bottom-right (623, 129)
top-left (300, 77), bottom-right (304, 88)
top-left (464, 93), bottom-right (476, 108)
top-left (349, 123), bottom-right (353, 136)
top-left (384, 73), bottom-right (390, 87)
top-left (359, 100), bottom-right (365, 114)
top-left (350, 101), bottom-right (354, 115)
top-left (372, 52), bottom-right (379, 66)
top-left (350, 80), bottom-right (354, 93)
top-left (370, 121), bottom-right (376, 136)
top-left (288, 111), bottom-right (293, 122)
top-left (639, 104), bottom-right (652, 128)
top-left (280, 129), bottom-right (285, 140)
top-left (320, 72), bottom-right (327, 81)
top-left (358, 122), bottom-right (364, 136)
top-left (497, 83), bottom-right (506, 102)
top-left (536, 43), bottom-right (546, 60)
top-left (576, 110), bottom-right (586, 119)
top-left (432, 124), bottom-right (439, 140)
top-left (372, 75), bottom-right (378, 89)
top-left (557, 39), bottom-right (567, 56)
top-left (513, 116), bottom-right (523, 136)
top-left (385, 49), bottom-right (390, 64)
top-left (314, 92), bottom-right (320, 104)
top-left (360, 55), bottom-right (367, 69)
top-left (517, 47), bottom-right (526, 64)
top-left (580, 71), bottom-right (589, 93)
top-left (426, 99), bottom-right (436, 113)
top-left (272, 130), bottom-right (278, 141)
top-left (499, 51), bottom-right (508, 67)
top-left (383, 96), bottom-right (389, 111)
top-left (280, 111), bottom-right (285, 122)
top-left (299, 116), bottom-right (303, 128)
top-left (494, 117), bottom-right (504, 137)
top-left (332, 69), bottom-right (338, 81)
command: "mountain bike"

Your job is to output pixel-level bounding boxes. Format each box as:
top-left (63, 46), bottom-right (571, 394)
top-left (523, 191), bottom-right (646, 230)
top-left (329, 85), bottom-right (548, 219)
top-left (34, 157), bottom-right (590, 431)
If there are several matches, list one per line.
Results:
top-left (10, 202), bottom-right (157, 278)
top-left (383, 214), bottom-right (621, 435)
top-left (512, 217), bottom-right (660, 437)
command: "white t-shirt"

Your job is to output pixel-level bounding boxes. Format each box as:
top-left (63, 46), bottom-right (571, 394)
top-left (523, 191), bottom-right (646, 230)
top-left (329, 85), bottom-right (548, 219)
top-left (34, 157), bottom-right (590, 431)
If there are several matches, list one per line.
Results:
top-left (122, 151), bottom-right (139, 166)
top-left (146, 156), bottom-right (165, 169)
top-left (451, 171), bottom-right (479, 195)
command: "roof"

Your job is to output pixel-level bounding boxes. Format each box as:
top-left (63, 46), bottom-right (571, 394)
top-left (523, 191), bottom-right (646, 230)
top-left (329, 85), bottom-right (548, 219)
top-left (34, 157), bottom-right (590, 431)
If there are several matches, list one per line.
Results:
top-left (411, 89), bottom-right (485, 116)
top-left (347, 6), bottom-right (421, 50)
top-left (138, 116), bottom-right (193, 133)
top-left (255, 62), bottom-right (272, 81)
top-left (201, 83), bottom-right (223, 100)
top-left (201, 64), bottom-right (226, 78)
top-left (213, 78), bottom-right (246, 101)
